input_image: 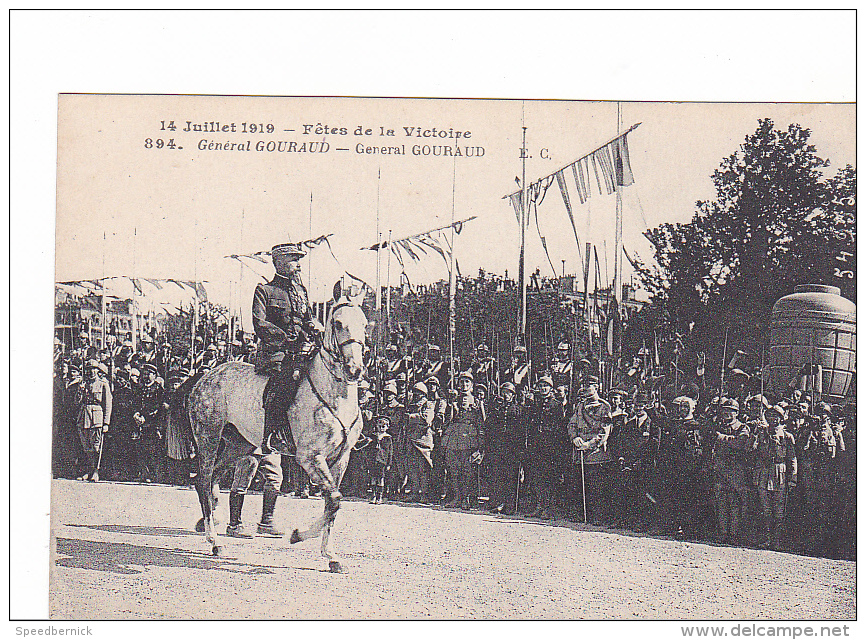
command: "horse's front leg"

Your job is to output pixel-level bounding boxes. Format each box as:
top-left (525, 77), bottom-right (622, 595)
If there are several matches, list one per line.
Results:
top-left (290, 453), bottom-right (340, 544)
top-left (320, 452), bottom-right (351, 573)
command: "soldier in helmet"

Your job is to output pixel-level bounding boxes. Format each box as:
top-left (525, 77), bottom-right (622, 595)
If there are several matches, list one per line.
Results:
top-left (422, 344), bottom-right (449, 390)
top-left (471, 343), bottom-right (496, 391)
top-left (550, 341), bottom-right (574, 396)
top-left (504, 345), bottom-right (532, 392)
top-left (711, 398), bottom-right (752, 545)
top-left (406, 382), bottom-right (435, 502)
top-left (753, 404), bottom-right (798, 550)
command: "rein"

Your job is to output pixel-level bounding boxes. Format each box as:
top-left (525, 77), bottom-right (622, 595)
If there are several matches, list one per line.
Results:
top-left (306, 302), bottom-right (364, 456)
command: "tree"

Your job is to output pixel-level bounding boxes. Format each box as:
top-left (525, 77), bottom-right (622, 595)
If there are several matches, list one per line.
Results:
top-left (638, 119), bottom-right (856, 356)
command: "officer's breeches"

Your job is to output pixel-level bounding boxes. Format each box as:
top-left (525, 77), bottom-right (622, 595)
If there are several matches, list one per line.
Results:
top-left (230, 454), bottom-right (282, 494)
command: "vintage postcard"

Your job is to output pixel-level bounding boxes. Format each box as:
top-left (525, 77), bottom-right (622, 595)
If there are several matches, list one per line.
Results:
top-left (50, 94), bottom-right (855, 619)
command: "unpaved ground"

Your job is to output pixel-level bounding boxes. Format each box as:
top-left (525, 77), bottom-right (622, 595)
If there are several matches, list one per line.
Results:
top-left (49, 479), bottom-right (855, 620)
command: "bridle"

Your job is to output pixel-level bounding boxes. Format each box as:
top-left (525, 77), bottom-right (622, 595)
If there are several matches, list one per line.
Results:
top-left (307, 300), bottom-right (366, 459)
top-left (319, 301), bottom-right (366, 383)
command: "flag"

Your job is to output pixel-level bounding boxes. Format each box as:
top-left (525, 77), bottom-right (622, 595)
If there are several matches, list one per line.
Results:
top-left (508, 193), bottom-right (522, 224)
top-left (612, 135), bottom-right (635, 186)
top-left (556, 170), bottom-right (583, 256)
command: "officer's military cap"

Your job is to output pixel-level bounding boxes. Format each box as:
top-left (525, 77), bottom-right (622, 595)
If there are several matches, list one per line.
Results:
top-left (271, 243), bottom-right (306, 260)
top-left (373, 414), bottom-right (392, 425)
top-left (583, 375), bottom-right (600, 385)
top-left (87, 359), bottom-right (108, 374)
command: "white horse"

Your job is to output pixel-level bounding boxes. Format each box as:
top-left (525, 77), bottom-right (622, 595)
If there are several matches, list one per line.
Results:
top-left (187, 285), bottom-right (368, 572)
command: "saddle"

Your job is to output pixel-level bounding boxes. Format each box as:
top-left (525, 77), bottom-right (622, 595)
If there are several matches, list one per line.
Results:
top-left (260, 356), bottom-right (314, 456)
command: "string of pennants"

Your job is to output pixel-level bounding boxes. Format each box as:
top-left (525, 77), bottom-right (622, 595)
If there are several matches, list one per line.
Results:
top-left (503, 123), bottom-right (640, 277)
top-left (57, 276), bottom-right (207, 299)
top-left (361, 216), bottom-right (476, 280)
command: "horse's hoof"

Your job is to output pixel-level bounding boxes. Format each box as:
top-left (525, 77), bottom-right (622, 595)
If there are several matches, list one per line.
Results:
top-left (195, 518), bottom-right (205, 533)
top-left (328, 561), bottom-right (345, 574)
top-left (290, 529), bottom-right (302, 544)
top-left (212, 545), bottom-right (223, 556)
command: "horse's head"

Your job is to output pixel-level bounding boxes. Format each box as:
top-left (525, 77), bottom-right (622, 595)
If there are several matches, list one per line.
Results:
top-left (323, 281), bottom-right (369, 382)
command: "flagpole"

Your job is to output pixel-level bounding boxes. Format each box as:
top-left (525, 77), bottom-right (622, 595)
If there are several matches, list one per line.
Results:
top-left (519, 121), bottom-right (528, 343)
top-left (375, 167), bottom-right (382, 362)
top-left (132, 227), bottom-right (138, 353)
top-left (613, 102), bottom-right (624, 360)
top-left (386, 229), bottom-right (392, 341)
top-left (101, 232), bottom-right (107, 350)
top-left (449, 157), bottom-right (457, 389)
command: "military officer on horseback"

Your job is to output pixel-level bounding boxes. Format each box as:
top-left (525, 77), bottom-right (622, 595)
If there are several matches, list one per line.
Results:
top-left (254, 242), bottom-right (323, 454)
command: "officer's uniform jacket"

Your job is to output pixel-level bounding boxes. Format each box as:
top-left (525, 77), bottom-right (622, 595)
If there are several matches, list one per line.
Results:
top-left (442, 396), bottom-right (482, 451)
top-left (567, 397), bottom-right (613, 465)
top-left (485, 398), bottom-right (525, 467)
top-left (252, 273), bottom-right (314, 370)
top-left (712, 418), bottom-right (751, 491)
top-left (614, 411), bottom-right (660, 473)
top-left (78, 376), bottom-right (113, 430)
top-left (753, 426), bottom-right (798, 491)
top-left (137, 380), bottom-right (165, 434)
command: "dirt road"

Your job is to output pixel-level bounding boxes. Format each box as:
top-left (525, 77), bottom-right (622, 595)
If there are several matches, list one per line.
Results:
top-left (49, 479), bottom-right (855, 619)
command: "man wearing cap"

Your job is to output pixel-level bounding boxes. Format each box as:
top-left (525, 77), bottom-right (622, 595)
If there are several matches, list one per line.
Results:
top-left (567, 376), bottom-right (613, 523)
top-left (527, 374), bottom-right (567, 519)
top-left (442, 371), bottom-right (484, 509)
top-left (485, 381), bottom-right (524, 514)
top-left (76, 360), bottom-right (113, 482)
top-left (711, 398), bottom-right (751, 544)
top-left (752, 404), bottom-right (798, 549)
top-left (406, 382), bottom-right (435, 502)
top-left (133, 363), bottom-right (166, 483)
top-left (108, 367), bottom-right (140, 481)
top-left (253, 242), bottom-right (322, 454)
top-left (504, 345), bottom-right (532, 392)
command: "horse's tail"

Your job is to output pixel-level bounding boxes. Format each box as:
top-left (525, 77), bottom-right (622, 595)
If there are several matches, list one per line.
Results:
top-left (166, 377), bottom-right (197, 460)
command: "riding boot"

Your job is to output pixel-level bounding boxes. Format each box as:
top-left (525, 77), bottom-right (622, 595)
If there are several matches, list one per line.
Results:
top-left (257, 489), bottom-right (285, 537)
top-left (262, 371), bottom-right (298, 455)
top-left (226, 492), bottom-right (252, 538)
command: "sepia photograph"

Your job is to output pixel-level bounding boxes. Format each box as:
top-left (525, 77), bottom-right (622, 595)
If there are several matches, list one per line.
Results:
top-left (49, 94), bottom-right (855, 620)
top-left (8, 8), bottom-right (857, 629)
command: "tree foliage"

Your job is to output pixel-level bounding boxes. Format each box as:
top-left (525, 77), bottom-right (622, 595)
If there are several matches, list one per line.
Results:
top-left (637, 119), bottom-right (855, 354)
